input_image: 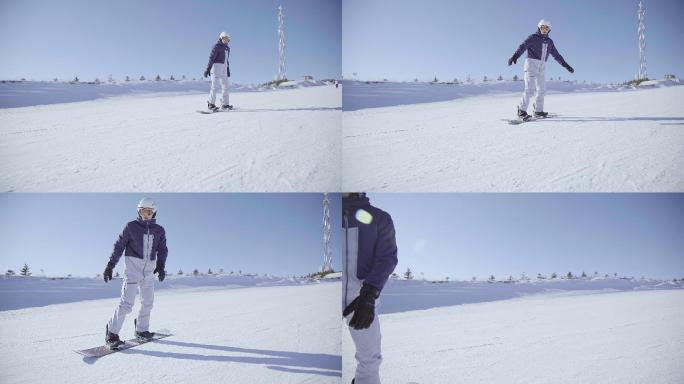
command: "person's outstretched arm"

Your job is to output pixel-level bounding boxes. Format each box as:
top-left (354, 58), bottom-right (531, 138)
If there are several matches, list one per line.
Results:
top-left (550, 41), bottom-right (574, 73)
top-left (509, 35), bottom-right (532, 66)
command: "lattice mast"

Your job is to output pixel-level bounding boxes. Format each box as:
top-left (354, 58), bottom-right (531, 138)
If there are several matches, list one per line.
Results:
top-left (638, 1), bottom-right (647, 80)
top-left (277, 5), bottom-right (287, 81)
top-left (322, 193), bottom-right (333, 272)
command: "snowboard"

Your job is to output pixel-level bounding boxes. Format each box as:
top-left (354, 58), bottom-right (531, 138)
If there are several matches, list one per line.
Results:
top-left (74, 329), bottom-right (172, 358)
top-left (196, 106), bottom-right (235, 114)
top-left (505, 113), bottom-right (559, 125)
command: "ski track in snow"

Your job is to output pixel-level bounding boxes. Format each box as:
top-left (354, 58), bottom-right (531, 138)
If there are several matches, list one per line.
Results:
top-left (0, 85), bottom-right (341, 192)
top-left (0, 283), bottom-right (341, 384)
top-left (342, 86), bottom-right (684, 192)
top-left (343, 289), bottom-right (684, 384)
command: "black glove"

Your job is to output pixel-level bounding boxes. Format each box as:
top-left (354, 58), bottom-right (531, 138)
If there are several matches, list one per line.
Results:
top-left (154, 263), bottom-right (166, 282)
top-left (227, 64), bottom-right (231, 78)
top-left (508, 56), bottom-right (517, 66)
top-left (203, 69), bottom-right (210, 78)
top-left (343, 283), bottom-right (380, 330)
top-left (103, 262), bottom-right (114, 282)
top-left (563, 63), bottom-right (574, 73)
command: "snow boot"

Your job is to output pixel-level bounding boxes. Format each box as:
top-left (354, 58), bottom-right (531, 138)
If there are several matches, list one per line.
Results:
top-left (134, 318), bottom-right (155, 341)
top-left (534, 111), bottom-right (549, 118)
top-left (105, 324), bottom-right (124, 350)
top-left (221, 104), bottom-right (233, 111)
top-left (517, 107), bottom-right (532, 121)
top-left (207, 102), bottom-right (219, 112)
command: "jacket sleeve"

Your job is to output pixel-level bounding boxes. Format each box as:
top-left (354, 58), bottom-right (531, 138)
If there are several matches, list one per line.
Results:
top-left (206, 43), bottom-right (219, 73)
top-left (109, 224), bottom-right (130, 267)
top-left (511, 35), bottom-right (532, 62)
top-left (156, 228), bottom-right (168, 266)
top-left (364, 211), bottom-right (398, 292)
top-left (548, 40), bottom-right (567, 66)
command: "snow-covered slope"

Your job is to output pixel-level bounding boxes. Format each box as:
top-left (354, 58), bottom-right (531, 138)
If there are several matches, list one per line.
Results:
top-left (343, 85), bottom-right (684, 192)
top-left (0, 282), bottom-right (341, 384)
top-left (343, 284), bottom-right (684, 383)
top-left (0, 85), bottom-right (341, 192)
top-left (0, 274), bottom-right (325, 311)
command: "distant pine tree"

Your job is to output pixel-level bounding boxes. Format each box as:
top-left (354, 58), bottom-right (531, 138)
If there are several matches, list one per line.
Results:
top-left (551, 272), bottom-right (557, 278)
top-left (567, 271), bottom-right (574, 279)
top-left (155, 74), bottom-right (161, 81)
top-left (193, 269), bottom-right (199, 276)
top-left (140, 75), bottom-right (146, 81)
top-left (404, 267), bottom-right (414, 280)
top-left (513, 74), bottom-right (519, 81)
top-left (170, 74), bottom-right (175, 81)
top-left (178, 269), bottom-right (183, 275)
top-left (6, 270), bottom-right (16, 276)
top-left (20, 263), bottom-right (31, 276)
top-left (497, 75), bottom-right (503, 81)
top-left (208, 268), bottom-right (213, 275)
top-left (125, 76), bottom-right (131, 82)
top-left (483, 75), bottom-right (488, 82)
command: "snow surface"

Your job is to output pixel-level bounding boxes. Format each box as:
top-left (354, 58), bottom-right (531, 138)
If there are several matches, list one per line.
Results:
top-left (0, 281), bottom-right (341, 384)
top-left (343, 280), bottom-right (684, 383)
top-left (343, 83), bottom-right (684, 192)
top-left (0, 84), bottom-right (341, 192)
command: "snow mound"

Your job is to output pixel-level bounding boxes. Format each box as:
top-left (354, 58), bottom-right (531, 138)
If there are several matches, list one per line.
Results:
top-left (377, 278), bottom-right (683, 315)
top-left (0, 274), bottom-right (336, 311)
top-left (342, 79), bottom-right (624, 111)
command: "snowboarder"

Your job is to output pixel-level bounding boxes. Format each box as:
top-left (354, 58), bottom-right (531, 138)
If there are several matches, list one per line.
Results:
top-left (204, 31), bottom-right (232, 112)
top-left (103, 197), bottom-right (168, 349)
top-left (342, 193), bottom-right (398, 384)
top-left (508, 19), bottom-right (574, 120)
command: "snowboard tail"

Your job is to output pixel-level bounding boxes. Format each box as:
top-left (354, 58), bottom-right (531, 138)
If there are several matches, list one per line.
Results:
top-left (75, 329), bottom-right (172, 358)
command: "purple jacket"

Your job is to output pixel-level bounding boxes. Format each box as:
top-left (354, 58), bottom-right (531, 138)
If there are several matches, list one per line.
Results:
top-left (206, 40), bottom-right (230, 74)
top-left (109, 218), bottom-right (168, 267)
top-left (511, 31), bottom-right (567, 66)
top-left (343, 194), bottom-right (398, 292)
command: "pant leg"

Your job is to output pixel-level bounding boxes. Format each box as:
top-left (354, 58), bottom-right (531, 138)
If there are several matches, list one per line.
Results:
top-left (349, 315), bottom-right (382, 384)
top-left (220, 76), bottom-right (230, 106)
top-left (108, 257), bottom-right (142, 335)
top-left (136, 270), bottom-right (155, 332)
top-left (534, 69), bottom-right (546, 113)
top-left (519, 59), bottom-right (539, 113)
top-left (208, 64), bottom-right (220, 105)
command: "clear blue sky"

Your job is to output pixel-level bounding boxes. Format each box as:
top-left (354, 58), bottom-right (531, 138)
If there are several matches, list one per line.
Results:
top-left (0, 193), bottom-right (342, 277)
top-left (343, 0), bottom-right (684, 83)
top-left (368, 193), bottom-right (684, 281)
top-left (0, 0), bottom-right (341, 83)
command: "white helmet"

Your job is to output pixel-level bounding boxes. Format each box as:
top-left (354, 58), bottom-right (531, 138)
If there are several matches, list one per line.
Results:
top-left (137, 197), bottom-right (157, 214)
top-left (219, 31), bottom-right (231, 40)
top-left (538, 19), bottom-right (552, 29)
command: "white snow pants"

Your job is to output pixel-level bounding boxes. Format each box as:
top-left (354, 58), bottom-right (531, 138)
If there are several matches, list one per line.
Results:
top-left (108, 256), bottom-right (156, 334)
top-left (208, 62), bottom-right (230, 106)
top-left (519, 58), bottom-right (547, 113)
top-left (344, 227), bottom-right (382, 384)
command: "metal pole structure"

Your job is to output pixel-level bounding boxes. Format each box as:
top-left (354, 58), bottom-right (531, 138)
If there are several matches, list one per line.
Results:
top-left (322, 193), bottom-right (333, 273)
top-left (638, 1), bottom-right (647, 80)
top-left (277, 5), bottom-right (287, 81)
